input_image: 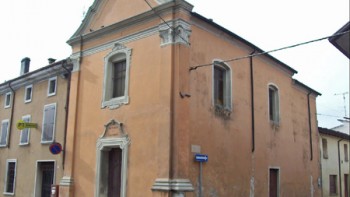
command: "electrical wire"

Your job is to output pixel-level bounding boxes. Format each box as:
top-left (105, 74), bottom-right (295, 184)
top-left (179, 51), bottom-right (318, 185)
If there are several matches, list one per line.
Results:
top-left (189, 30), bottom-right (350, 71)
top-left (143, 0), bottom-right (191, 45)
top-left (317, 113), bottom-right (344, 118)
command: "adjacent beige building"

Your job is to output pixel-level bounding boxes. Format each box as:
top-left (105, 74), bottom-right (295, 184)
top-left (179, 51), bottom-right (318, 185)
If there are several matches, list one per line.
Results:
top-left (319, 127), bottom-right (350, 197)
top-left (59, 0), bottom-right (322, 196)
top-left (0, 58), bottom-right (72, 197)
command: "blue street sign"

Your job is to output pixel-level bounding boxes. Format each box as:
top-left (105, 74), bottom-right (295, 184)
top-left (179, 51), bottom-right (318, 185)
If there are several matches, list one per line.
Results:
top-left (195, 154), bottom-right (208, 162)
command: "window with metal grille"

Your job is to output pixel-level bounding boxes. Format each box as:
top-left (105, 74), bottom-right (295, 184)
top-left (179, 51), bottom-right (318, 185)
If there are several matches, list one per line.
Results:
top-left (102, 44), bottom-right (131, 109)
top-left (112, 60), bottom-right (126, 98)
top-left (329, 175), bottom-right (337, 195)
top-left (41, 103), bottom-right (56, 143)
top-left (4, 160), bottom-right (17, 195)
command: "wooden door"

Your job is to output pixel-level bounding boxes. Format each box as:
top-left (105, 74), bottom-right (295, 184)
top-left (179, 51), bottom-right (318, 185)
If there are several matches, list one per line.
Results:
top-left (108, 148), bottom-right (122, 197)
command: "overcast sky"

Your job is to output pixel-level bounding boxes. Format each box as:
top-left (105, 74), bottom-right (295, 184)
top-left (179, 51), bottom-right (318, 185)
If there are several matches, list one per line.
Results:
top-left (0, 0), bottom-right (349, 130)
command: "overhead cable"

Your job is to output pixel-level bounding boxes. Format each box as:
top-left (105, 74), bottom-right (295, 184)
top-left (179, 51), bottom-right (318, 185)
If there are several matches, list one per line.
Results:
top-left (317, 113), bottom-right (344, 118)
top-left (189, 30), bottom-right (350, 71)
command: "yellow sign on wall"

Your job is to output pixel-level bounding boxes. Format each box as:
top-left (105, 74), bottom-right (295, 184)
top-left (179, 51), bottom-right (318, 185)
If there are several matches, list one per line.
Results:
top-left (16, 120), bottom-right (37, 130)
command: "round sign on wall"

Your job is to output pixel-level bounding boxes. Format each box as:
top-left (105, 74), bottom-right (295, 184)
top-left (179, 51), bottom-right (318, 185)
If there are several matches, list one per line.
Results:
top-left (49, 142), bottom-right (62, 155)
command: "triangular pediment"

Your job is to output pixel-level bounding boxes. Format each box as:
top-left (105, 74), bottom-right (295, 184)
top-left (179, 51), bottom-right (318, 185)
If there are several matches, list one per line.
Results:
top-left (69, 0), bottom-right (170, 41)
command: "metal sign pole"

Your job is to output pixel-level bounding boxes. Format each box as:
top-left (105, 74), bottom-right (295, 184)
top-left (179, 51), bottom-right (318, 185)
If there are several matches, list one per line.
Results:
top-left (199, 162), bottom-right (202, 197)
top-left (194, 154), bottom-right (208, 197)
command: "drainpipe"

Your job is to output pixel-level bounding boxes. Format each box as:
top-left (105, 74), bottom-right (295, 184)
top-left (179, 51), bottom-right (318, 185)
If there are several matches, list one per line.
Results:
top-left (169, 5), bottom-right (176, 196)
top-left (307, 92), bottom-right (313, 160)
top-left (338, 139), bottom-right (343, 197)
top-left (250, 50), bottom-right (255, 152)
top-left (61, 60), bottom-right (72, 170)
top-left (7, 82), bottom-right (15, 148)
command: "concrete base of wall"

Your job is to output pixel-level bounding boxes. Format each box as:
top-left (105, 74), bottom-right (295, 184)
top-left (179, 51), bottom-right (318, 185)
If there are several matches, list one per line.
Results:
top-left (152, 178), bottom-right (194, 197)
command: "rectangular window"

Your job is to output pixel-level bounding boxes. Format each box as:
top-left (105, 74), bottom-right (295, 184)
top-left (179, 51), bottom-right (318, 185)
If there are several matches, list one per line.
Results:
top-left (102, 47), bottom-right (131, 109)
top-left (24, 85), bottom-right (33, 103)
top-left (213, 62), bottom-right (231, 110)
top-left (4, 159), bottom-right (17, 195)
top-left (112, 60), bottom-right (126, 98)
top-left (4, 92), bottom-right (12, 108)
top-left (214, 66), bottom-right (225, 106)
top-left (41, 103), bottom-right (56, 143)
top-left (0, 119), bottom-right (10, 147)
top-left (47, 77), bottom-right (57, 96)
top-left (269, 85), bottom-right (279, 123)
top-left (329, 175), bottom-right (337, 195)
top-left (269, 168), bottom-right (279, 197)
top-left (322, 138), bottom-right (328, 159)
top-left (344, 144), bottom-right (349, 162)
top-left (19, 115), bottom-right (31, 145)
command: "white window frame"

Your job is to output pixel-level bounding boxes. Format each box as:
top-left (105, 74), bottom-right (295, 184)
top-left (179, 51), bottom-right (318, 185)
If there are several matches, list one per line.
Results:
top-left (4, 159), bottom-right (17, 195)
top-left (268, 83), bottom-right (280, 124)
top-left (212, 60), bottom-right (232, 111)
top-left (33, 160), bottom-right (56, 197)
top-left (19, 115), bottom-right (31, 146)
top-left (0, 119), bottom-right (10, 147)
top-left (102, 44), bottom-right (132, 109)
top-left (4, 92), bottom-right (12, 108)
top-left (24, 85), bottom-right (33, 103)
top-left (95, 137), bottom-right (130, 197)
top-left (47, 77), bottom-right (57, 97)
top-left (41, 103), bottom-right (57, 144)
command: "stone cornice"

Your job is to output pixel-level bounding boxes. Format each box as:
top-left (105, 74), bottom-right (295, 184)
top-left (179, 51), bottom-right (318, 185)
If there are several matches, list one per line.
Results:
top-left (70, 26), bottom-right (157, 59)
top-left (70, 19), bottom-right (191, 59)
top-left (0, 62), bottom-right (72, 94)
top-left (67, 0), bottom-right (193, 46)
top-left (152, 178), bottom-right (194, 191)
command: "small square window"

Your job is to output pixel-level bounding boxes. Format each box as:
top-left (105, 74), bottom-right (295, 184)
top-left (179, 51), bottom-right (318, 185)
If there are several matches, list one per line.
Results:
top-left (24, 85), bottom-right (33, 103)
top-left (47, 77), bottom-right (57, 97)
top-left (4, 92), bottom-right (12, 108)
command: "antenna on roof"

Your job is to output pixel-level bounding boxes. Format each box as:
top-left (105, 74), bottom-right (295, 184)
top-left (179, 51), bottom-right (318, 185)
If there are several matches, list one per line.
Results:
top-left (334, 91), bottom-right (349, 117)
